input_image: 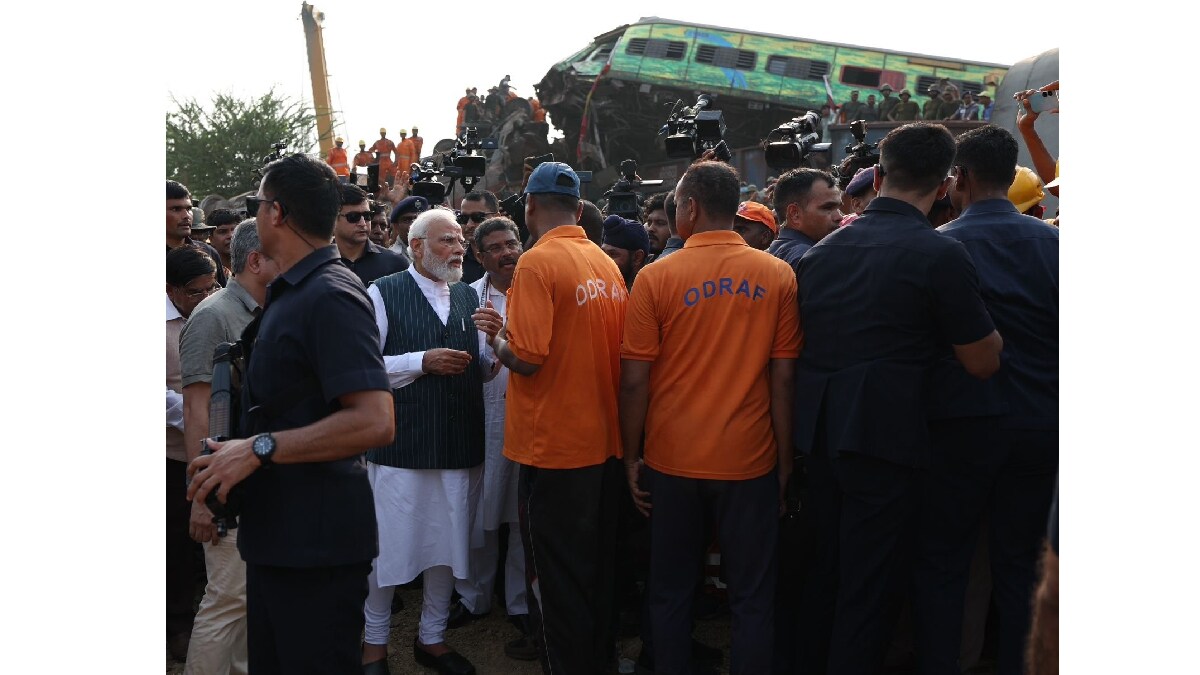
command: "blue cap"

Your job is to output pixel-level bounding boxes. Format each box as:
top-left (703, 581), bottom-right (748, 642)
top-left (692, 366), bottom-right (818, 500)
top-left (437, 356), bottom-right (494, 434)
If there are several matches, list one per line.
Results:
top-left (601, 215), bottom-right (650, 254)
top-left (845, 167), bottom-right (876, 197)
top-left (390, 196), bottom-right (429, 222)
top-left (524, 162), bottom-right (580, 198)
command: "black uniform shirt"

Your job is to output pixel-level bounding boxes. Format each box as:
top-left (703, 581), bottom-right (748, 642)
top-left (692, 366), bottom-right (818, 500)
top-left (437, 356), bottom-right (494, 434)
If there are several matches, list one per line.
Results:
top-left (341, 240), bottom-right (410, 287)
top-left (237, 245), bottom-right (390, 568)
top-left (794, 197), bottom-right (995, 467)
top-left (767, 227), bottom-right (818, 277)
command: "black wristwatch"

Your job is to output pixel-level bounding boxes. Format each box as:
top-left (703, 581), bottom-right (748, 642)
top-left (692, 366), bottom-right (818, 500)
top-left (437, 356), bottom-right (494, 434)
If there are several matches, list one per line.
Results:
top-left (252, 433), bottom-right (277, 467)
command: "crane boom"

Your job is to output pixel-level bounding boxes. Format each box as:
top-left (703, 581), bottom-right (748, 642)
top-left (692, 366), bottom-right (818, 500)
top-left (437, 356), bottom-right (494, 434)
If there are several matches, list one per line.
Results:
top-left (300, 3), bottom-right (334, 157)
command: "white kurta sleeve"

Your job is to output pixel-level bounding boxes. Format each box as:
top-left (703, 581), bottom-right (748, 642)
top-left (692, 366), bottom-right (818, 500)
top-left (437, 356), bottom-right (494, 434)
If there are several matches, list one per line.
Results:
top-left (369, 283), bottom-right (425, 389)
top-left (166, 388), bottom-right (185, 431)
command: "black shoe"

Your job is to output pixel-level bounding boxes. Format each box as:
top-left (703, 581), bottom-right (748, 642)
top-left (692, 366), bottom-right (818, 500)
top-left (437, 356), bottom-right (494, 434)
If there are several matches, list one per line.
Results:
top-left (362, 657), bottom-right (391, 675)
top-left (413, 640), bottom-right (476, 675)
top-left (691, 637), bottom-right (722, 665)
top-left (446, 599), bottom-right (487, 629)
top-left (504, 634), bottom-right (539, 661)
top-left (507, 613), bottom-right (532, 635)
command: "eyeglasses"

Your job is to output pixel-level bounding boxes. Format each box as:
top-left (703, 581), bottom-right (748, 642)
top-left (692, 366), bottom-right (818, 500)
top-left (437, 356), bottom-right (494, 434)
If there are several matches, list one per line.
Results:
top-left (416, 235), bottom-right (468, 248)
top-left (482, 241), bottom-right (522, 256)
top-left (341, 211), bottom-right (372, 223)
top-left (178, 283), bottom-right (220, 299)
top-left (456, 211), bottom-right (496, 225)
top-left (245, 195), bottom-right (281, 218)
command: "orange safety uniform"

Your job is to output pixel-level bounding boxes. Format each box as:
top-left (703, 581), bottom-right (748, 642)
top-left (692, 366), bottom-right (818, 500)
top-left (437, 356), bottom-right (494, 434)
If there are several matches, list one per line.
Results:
top-left (395, 138), bottom-right (418, 174)
top-left (503, 225), bottom-right (628, 469)
top-left (370, 138), bottom-right (396, 180)
top-left (530, 99), bottom-right (546, 123)
top-left (621, 230), bottom-right (803, 480)
top-left (353, 150), bottom-right (374, 170)
top-left (410, 134), bottom-right (423, 158)
top-left (326, 146), bottom-right (350, 176)
top-left (457, 96), bottom-right (471, 130)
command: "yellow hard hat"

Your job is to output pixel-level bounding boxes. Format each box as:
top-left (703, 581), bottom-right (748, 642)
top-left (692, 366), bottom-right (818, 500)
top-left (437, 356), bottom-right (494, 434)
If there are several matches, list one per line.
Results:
top-left (358, 140), bottom-right (366, 146)
top-left (334, 136), bottom-right (344, 143)
top-left (379, 127), bottom-right (387, 134)
top-left (1008, 166), bottom-right (1045, 213)
top-left (399, 129), bottom-right (408, 136)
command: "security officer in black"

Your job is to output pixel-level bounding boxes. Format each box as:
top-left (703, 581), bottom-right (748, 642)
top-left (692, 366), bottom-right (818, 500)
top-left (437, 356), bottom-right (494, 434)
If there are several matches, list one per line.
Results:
top-left (916, 125), bottom-right (1059, 675)
top-left (188, 153), bottom-right (395, 674)
top-left (792, 123), bottom-right (1003, 675)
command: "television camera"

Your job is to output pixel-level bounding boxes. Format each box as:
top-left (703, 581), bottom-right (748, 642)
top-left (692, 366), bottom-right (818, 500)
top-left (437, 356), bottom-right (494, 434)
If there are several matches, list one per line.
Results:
top-left (834, 120), bottom-right (879, 190)
top-left (603, 159), bottom-right (664, 221)
top-left (764, 111), bottom-right (832, 171)
top-left (662, 94), bottom-right (731, 162)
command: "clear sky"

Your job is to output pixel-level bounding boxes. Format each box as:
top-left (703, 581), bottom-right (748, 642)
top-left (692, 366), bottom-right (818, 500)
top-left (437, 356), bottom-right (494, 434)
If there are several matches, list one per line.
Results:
top-left (167, 0), bottom-right (1063, 152)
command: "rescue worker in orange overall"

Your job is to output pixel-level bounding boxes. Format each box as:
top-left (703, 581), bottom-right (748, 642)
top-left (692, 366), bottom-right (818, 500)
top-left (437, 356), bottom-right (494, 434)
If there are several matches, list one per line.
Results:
top-left (353, 140), bottom-right (373, 172)
top-left (529, 98), bottom-right (546, 123)
top-left (410, 126), bottom-right (424, 159)
top-left (395, 129), bottom-right (418, 179)
top-left (326, 136), bottom-right (351, 181)
top-left (371, 128), bottom-right (397, 187)
top-left (457, 88), bottom-right (476, 133)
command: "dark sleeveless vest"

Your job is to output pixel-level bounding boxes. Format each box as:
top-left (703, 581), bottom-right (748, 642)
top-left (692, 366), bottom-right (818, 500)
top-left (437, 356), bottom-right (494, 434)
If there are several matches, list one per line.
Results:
top-left (366, 272), bottom-right (485, 469)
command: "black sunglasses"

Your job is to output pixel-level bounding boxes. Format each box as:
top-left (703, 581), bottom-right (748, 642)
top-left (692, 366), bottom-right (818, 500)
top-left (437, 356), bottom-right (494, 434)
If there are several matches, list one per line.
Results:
top-left (341, 211), bottom-right (372, 223)
top-left (245, 195), bottom-right (284, 218)
top-left (456, 211), bottom-right (495, 225)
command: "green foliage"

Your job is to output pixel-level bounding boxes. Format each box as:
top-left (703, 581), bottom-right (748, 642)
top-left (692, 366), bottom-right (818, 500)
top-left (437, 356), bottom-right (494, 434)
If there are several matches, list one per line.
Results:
top-left (166, 88), bottom-right (318, 198)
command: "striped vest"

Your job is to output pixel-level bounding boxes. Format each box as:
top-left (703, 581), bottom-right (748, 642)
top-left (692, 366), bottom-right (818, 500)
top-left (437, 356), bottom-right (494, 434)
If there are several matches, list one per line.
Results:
top-left (366, 272), bottom-right (485, 470)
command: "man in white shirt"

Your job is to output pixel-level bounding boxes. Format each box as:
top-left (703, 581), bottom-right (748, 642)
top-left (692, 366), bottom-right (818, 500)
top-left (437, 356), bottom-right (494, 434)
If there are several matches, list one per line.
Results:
top-left (449, 217), bottom-right (536, 660)
top-left (359, 208), bottom-right (503, 675)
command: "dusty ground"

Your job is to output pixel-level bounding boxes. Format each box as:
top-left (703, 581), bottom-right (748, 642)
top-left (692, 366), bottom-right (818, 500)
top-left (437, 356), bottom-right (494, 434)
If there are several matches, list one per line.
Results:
top-left (167, 586), bottom-right (736, 674)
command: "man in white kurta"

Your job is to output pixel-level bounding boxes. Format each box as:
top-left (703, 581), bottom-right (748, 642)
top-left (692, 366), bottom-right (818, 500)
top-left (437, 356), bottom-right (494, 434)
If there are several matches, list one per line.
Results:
top-left (451, 217), bottom-right (535, 660)
top-left (360, 209), bottom-right (503, 675)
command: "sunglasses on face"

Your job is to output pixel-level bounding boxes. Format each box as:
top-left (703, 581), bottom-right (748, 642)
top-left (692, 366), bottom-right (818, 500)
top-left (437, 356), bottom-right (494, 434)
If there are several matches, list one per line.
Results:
top-left (245, 195), bottom-right (283, 218)
top-left (341, 211), bottom-right (372, 223)
top-left (456, 211), bottom-right (495, 225)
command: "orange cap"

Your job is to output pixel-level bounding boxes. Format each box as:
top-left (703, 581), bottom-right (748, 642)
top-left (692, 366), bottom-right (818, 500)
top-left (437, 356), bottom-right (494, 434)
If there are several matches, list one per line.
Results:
top-left (735, 201), bottom-right (778, 234)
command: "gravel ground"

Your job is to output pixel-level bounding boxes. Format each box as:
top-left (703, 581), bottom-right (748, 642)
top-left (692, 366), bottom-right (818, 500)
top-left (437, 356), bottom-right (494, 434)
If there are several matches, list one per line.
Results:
top-left (167, 586), bottom-right (735, 674)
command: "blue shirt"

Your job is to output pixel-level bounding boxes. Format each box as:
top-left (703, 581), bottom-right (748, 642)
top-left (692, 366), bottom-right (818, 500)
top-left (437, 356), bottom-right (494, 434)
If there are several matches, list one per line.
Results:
top-left (767, 227), bottom-right (818, 276)
top-left (794, 197), bottom-right (995, 467)
top-left (936, 199), bottom-right (1058, 430)
top-left (237, 245), bottom-right (391, 568)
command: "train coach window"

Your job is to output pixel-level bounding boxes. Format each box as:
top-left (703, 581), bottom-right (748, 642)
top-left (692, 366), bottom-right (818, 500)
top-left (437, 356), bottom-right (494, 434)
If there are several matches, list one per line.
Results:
top-left (841, 66), bottom-right (882, 87)
top-left (695, 45), bottom-right (757, 70)
top-left (626, 38), bottom-right (688, 60)
top-left (767, 55), bottom-right (830, 80)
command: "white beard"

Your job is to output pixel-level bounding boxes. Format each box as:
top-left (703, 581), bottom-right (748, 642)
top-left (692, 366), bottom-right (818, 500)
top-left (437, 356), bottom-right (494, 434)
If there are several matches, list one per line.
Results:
top-left (424, 253), bottom-right (463, 283)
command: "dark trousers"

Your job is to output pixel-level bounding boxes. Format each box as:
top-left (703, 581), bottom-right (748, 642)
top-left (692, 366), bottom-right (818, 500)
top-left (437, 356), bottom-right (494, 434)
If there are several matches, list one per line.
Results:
top-left (915, 419), bottom-right (1058, 675)
top-left (245, 561), bottom-right (371, 674)
top-left (647, 466), bottom-right (778, 675)
top-left (166, 458), bottom-right (197, 638)
top-left (519, 457), bottom-right (621, 675)
top-left (797, 450), bottom-right (916, 675)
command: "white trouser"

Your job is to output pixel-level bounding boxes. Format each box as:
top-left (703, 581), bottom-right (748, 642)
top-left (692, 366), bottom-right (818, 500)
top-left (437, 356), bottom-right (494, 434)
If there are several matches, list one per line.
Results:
top-left (365, 564), bottom-right (457, 646)
top-left (184, 528), bottom-right (248, 675)
top-left (454, 526), bottom-right (528, 616)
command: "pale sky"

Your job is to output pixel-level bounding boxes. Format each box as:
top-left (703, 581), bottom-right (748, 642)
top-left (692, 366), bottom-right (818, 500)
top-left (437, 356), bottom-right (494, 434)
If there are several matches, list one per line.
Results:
top-left (168, 0), bottom-right (1063, 154)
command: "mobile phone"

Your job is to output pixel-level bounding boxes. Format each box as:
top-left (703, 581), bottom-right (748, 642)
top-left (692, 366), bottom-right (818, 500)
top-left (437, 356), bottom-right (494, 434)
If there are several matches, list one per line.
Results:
top-left (1030, 91), bottom-right (1058, 114)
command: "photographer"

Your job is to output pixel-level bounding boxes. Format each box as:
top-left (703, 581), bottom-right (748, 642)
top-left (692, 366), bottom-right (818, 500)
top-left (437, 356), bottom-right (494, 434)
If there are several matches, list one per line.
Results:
top-left (178, 218), bottom-right (278, 673)
top-left (334, 183), bottom-right (409, 286)
top-left (1014, 80), bottom-right (1060, 198)
top-left (186, 153), bottom-right (395, 673)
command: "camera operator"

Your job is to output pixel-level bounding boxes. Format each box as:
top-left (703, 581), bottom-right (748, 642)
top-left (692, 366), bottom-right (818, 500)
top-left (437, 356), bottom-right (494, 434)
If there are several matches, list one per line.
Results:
top-left (178, 218), bottom-right (279, 673)
top-left (334, 183), bottom-right (409, 286)
top-left (766, 168), bottom-right (843, 274)
top-left (186, 153), bottom-right (395, 673)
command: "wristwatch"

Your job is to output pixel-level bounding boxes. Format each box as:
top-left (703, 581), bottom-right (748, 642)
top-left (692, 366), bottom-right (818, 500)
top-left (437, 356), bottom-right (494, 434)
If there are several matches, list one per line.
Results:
top-left (252, 433), bottom-right (277, 466)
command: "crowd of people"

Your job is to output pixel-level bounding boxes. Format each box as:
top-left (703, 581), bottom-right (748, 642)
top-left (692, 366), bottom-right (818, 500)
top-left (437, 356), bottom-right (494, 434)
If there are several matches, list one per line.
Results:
top-left (827, 77), bottom-right (997, 124)
top-left (167, 81), bottom-right (1059, 675)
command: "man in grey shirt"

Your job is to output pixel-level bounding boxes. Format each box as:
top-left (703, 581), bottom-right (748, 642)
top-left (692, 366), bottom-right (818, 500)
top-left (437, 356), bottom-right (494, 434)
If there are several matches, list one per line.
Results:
top-left (178, 219), bottom-right (279, 673)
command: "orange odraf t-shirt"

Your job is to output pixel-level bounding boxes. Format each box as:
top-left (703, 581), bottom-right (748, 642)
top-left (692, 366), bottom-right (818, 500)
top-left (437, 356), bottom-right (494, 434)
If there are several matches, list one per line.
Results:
top-left (503, 225), bottom-right (628, 469)
top-left (621, 229), bottom-right (802, 480)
